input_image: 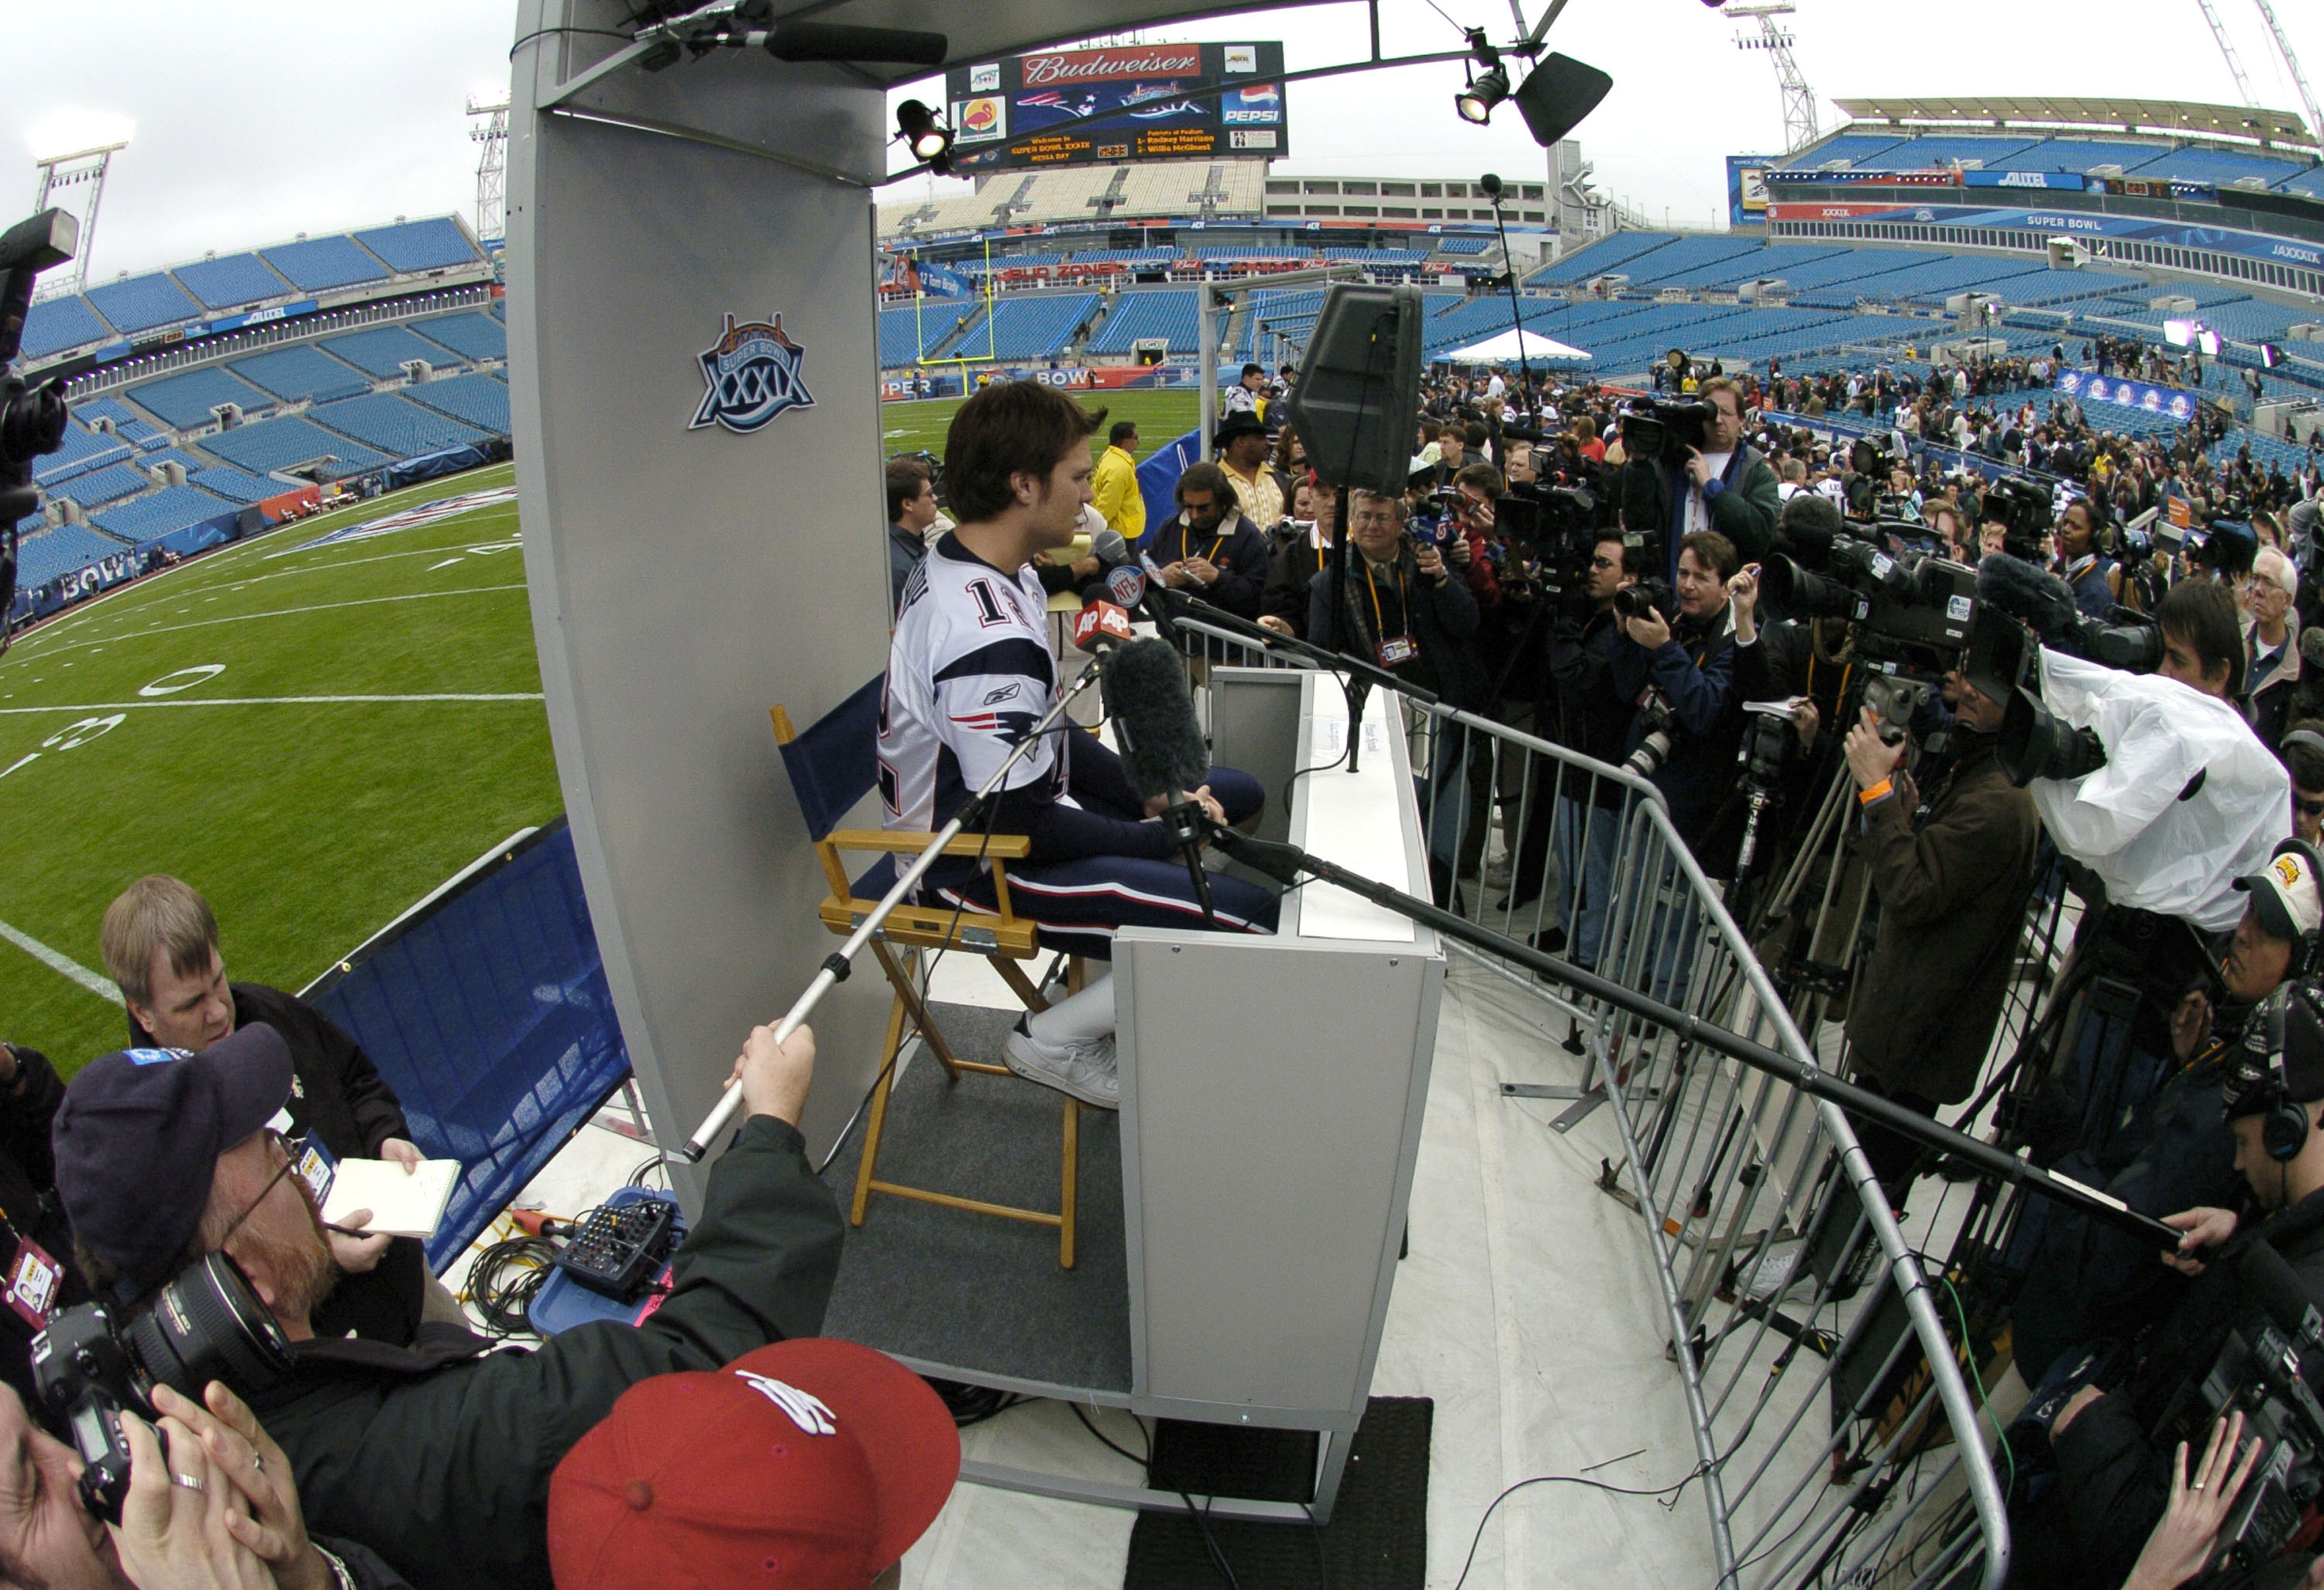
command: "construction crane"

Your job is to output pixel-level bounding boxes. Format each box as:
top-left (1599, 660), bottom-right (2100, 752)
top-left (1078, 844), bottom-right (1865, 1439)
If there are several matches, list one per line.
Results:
top-left (2196, 0), bottom-right (2260, 107)
top-left (2249, 0), bottom-right (2324, 152)
top-left (469, 91), bottom-right (511, 246)
top-left (1724, 3), bottom-right (1820, 155)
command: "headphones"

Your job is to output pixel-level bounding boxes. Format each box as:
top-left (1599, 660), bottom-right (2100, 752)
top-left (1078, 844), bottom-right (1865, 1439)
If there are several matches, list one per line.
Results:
top-left (2284, 728), bottom-right (2324, 764)
top-left (2257, 986), bottom-right (2317, 1163)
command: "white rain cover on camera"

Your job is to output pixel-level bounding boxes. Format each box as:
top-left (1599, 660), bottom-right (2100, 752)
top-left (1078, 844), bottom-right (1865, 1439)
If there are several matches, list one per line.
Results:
top-left (2030, 649), bottom-right (2288, 931)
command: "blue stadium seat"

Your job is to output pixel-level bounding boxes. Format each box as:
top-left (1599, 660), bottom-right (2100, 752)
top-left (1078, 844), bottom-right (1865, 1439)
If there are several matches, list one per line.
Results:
top-left (91, 485), bottom-right (235, 541)
top-left (86, 273), bottom-right (203, 336)
top-left (20, 296), bottom-right (114, 359)
top-left (195, 415), bottom-right (392, 478)
top-left (321, 325), bottom-right (466, 379)
top-left (950, 293), bottom-right (1101, 360)
top-left (119, 420), bottom-right (168, 449)
top-left (172, 253), bottom-right (293, 312)
top-left (1525, 232), bottom-right (1679, 287)
top-left (138, 448), bottom-right (210, 477)
top-left (307, 393), bottom-right (490, 458)
top-left (54, 464), bottom-right (154, 508)
top-left (1846, 135), bottom-right (2041, 170)
top-left (2127, 146), bottom-right (2308, 186)
top-left (190, 465), bottom-right (281, 504)
top-left (408, 312), bottom-right (507, 362)
top-left (1087, 290), bottom-right (1202, 355)
top-left (878, 306), bottom-right (929, 367)
top-left (122, 367), bottom-right (275, 430)
top-left (352, 219), bottom-right (480, 274)
top-left (1776, 133), bottom-right (1907, 170)
top-left (2284, 167), bottom-right (2324, 198)
top-left (31, 424), bottom-right (133, 487)
top-left (260, 236), bottom-right (390, 293)
top-left (1433, 236), bottom-right (1495, 256)
top-left (70, 396), bottom-right (139, 427)
top-left (401, 374), bottom-right (511, 434)
top-left (1195, 246), bottom-right (1309, 261)
top-left (1978, 138), bottom-right (2178, 174)
top-left (229, 345), bottom-right (373, 403)
top-left (15, 525), bottom-right (136, 587)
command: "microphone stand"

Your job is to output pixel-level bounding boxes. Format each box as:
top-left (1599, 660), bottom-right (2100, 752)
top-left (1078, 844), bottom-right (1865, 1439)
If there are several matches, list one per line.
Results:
top-left (1186, 811), bottom-right (2185, 1254)
top-left (1157, 799), bottom-right (1218, 928)
top-left (679, 663), bottom-right (1105, 1161)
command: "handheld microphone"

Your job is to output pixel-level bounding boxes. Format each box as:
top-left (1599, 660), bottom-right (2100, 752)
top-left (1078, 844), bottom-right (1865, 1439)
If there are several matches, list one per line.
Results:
top-left (1100, 638), bottom-right (1211, 804)
top-left (1071, 598), bottom-right (1137, 656)
top-left (1091, 528), bottom-right (1132, 568)
top-left (1975, 553), bottom-right (2082, 645)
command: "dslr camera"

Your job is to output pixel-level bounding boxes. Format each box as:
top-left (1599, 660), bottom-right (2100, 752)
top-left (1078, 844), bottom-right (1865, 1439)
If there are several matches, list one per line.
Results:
top-left (32, 1253), bottom-right (293, 1522)
top-left (1612, 574), bottom-right (1673, 625)
top-left (1618, 396), bottom-right (1716, 470)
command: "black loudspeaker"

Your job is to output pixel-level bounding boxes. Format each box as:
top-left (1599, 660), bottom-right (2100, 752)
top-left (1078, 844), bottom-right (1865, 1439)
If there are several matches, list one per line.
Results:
top-left (1286, 284), bottom-right (1423, 494)
top-left (1511, 53), bottom-right (1614, 150)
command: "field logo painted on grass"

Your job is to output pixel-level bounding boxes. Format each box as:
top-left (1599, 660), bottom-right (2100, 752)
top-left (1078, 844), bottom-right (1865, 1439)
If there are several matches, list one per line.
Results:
top-left (286, 488), bottom-right (522, 554)
top-left (140, 666), bottom-right (225, 697)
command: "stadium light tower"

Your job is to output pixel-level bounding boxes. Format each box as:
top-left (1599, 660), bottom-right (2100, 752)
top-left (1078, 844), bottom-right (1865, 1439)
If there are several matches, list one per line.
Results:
top-left (29, 130), bottom-right (129, 301)
top-left (2249, 0), bottom-right (2324, 155)
top-left (469, 90), bottom-right (511, 246)
top-left (1724, 3), bottom-right (1820, 154)
top-left (2195, 0), bottom-right (2260, 107)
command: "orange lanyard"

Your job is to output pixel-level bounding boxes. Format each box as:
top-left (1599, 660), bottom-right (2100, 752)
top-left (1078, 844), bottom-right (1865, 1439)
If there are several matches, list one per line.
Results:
top-left (1363, 561), bottom-right (1408, 640)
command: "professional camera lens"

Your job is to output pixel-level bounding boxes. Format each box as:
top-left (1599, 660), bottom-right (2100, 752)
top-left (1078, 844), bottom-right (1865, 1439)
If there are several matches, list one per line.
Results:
top-left (1998, 688), bottom-right (2108, 787)
top-left (122, 1253), bottom-right (294, 1406)
top-left (1757, 555), bottom-right (1862, 623)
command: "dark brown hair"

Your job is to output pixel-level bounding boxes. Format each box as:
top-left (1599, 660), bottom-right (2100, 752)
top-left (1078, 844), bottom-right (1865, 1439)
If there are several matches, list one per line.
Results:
top-left (1679, 529), bottom-right (1740, 583)
top-left (941, 382), bottom-right (1105, 524)
top-left (884, 456), bottom-right (930, 522)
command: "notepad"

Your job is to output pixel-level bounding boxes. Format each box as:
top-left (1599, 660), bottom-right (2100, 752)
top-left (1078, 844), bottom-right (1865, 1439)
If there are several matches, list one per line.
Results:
top-left (319, 1158), bottom-right (461, 1241)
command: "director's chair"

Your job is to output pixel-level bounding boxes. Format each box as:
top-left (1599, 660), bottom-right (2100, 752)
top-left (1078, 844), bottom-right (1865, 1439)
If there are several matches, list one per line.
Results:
top-left (773, 678), bottom-right (1085, 1268)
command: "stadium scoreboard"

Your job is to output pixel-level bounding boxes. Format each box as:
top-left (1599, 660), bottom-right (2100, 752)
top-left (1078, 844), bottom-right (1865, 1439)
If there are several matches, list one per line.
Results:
top-left (946, 42), bottom-right (1290, 171)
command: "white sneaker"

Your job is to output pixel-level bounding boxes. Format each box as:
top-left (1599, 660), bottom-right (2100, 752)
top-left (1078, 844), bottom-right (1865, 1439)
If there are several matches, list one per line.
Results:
top-left (1483, 856), bottom-right (1515, 890)
top-left (1003, 1020), bottom-right (1120, 1110)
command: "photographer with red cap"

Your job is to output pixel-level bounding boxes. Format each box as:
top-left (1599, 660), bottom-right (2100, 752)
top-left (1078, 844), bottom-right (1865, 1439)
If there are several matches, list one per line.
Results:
top-left (50, 1017), bottom-right (842, 1590)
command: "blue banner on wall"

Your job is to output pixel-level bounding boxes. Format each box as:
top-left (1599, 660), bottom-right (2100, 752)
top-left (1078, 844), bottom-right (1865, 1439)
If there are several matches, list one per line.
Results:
top-left (1727, 154), bottom-right (1783, 229)
top-left (2053, 367), bottom-right (2205, 423)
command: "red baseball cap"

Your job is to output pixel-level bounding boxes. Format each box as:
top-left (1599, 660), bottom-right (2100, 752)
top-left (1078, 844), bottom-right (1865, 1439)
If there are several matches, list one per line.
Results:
top-left (548, 1338), bottom-right (961, 1590)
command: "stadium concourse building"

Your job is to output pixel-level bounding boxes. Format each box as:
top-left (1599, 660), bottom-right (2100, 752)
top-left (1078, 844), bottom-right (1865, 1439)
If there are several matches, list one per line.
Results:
top-left (5, 215), bottom-right (512, 632)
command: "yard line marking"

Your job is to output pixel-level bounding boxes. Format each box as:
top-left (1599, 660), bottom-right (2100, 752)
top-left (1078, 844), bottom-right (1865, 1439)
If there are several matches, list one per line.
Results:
top-left (4, 586), bottom-right (529, 663)
top-left (0, 693), bottom-right (545, 714)
top-left (0, 918), bottom-right (121, 1003)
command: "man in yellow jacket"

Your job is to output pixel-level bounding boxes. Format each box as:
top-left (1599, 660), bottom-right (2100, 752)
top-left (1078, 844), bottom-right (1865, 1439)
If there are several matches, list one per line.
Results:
top-left (1092, 419), bottom-right (1144, 540)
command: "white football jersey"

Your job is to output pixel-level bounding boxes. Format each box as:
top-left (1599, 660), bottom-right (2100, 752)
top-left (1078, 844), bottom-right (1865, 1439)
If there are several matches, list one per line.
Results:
top-left (879, 533), bottom-right (1068, 840)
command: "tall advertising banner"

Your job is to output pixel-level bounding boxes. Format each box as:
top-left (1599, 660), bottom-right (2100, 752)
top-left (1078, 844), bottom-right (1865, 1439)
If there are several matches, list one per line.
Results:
top-left (1727, 155), bottom-right (1781, 229)
top-left (947, 42), bottom-right (1290, 170)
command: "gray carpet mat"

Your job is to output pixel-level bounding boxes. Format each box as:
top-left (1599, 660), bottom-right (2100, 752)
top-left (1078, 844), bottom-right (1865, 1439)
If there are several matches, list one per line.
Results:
top-left (820, 1000), bottom-right (1132, 1392)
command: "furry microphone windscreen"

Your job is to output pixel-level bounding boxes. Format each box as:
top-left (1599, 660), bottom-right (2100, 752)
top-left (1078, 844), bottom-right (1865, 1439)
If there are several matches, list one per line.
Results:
top-left (1976, 553), bottom-right (2083, 644)
top-left (1099, 639), bottom-right (1211, 803)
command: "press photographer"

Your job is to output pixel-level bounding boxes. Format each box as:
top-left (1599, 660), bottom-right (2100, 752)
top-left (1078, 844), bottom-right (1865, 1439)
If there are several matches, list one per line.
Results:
top-left (1617, 377), bottom-right (1780, 584)
top-left (1610, 529), bottom-right (1744, 867)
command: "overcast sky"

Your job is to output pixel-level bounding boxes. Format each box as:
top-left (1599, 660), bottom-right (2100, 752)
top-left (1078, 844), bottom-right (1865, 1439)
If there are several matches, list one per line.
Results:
top-left (9, 1), bottom-right (2321, 284)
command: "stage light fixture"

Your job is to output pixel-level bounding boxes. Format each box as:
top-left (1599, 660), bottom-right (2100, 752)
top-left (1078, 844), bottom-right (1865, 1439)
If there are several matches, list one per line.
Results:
top-left (1454, 29), bottom-right (1509, 126)
top-left (896, 100), bottom-right (954, 171)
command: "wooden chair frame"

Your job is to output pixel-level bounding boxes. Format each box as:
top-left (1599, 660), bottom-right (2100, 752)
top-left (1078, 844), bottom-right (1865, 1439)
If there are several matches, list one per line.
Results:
top-left (773, 706), bottom-right (1081, 1268)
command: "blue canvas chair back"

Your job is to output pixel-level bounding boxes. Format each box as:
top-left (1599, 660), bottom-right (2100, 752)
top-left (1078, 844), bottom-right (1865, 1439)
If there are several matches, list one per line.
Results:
top-left (778, 674), bottom-right (885, 842)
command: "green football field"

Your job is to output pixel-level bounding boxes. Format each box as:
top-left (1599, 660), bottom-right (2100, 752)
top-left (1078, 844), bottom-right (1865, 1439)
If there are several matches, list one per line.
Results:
top-left (878, 387), bottom-right (1201, 462)
top-left (0, 462), bottom-right (560, 1075)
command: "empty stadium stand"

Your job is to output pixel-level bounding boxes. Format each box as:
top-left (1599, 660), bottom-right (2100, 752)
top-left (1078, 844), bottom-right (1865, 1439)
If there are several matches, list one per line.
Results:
top-left (172, 253), bottom-right (294, 313)
top-left (260, 236), bottom-right (390, 294)
top-left (19, 296), bottom-right (111, 359)
top-left (307, 393), bottom-right (490, 457)
top-left (31, 424), bottom-right (133, 487)
top-left (1085, 290), bottom-right (1202, 355)
top-left (16, 525), bottom-right (135, 588)
top-left (407, 311), bottom-right (507, 363)
top-left (353, 219), bottom-right (481, 274)
top-left (53, 464), bottom-right (156, 509)
top-left (91, 484), bottom-right (235, 541)
top-left (228, 344), bottom-right (373, 404)
top-left (401, 374), bottom-right (512, 434)
top-left (948, 293), bottom-right (1102, 360)
top-left (195, 415), bottom-right (391, 478)
top-left (84, 272), bottom-right (204, 336)
top-left (122, 367), bottom-right (276, 430)
top-left (189, 465), bottom-right (285, 504)
top-left (320, 325), bottom-right (463, 379)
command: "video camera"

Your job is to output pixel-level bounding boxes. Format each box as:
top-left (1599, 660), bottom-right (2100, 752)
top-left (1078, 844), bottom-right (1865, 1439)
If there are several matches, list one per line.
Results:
top-left (1618, 395), bottom-right (1714, 470)
top-left (1967, 553), bottom-right (2167, 786)
top-left (1494, 483), bottom-right (1600, 606)
top-left (1841, 438), bottom-right (1908, 522)
top-left (1758, 534), bottom-right (1977, 659)
top-left (1981, 477), bottom-right (2051, 561)
top-left (2, 209), bottom-right (81, 648)
top-left (31, 1253), bottom-right (293, 1522)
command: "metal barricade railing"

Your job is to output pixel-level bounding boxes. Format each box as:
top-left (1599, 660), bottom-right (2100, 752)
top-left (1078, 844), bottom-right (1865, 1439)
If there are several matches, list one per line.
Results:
top-left (1171, 617), bottom-right (2010, 1588)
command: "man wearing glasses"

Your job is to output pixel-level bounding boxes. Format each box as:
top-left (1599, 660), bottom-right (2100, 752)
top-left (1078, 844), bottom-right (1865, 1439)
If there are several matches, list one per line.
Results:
top-left (51, 1016), bottom-right (838, 1590)
top-left (2243, 546), bottom-right (2301, 752)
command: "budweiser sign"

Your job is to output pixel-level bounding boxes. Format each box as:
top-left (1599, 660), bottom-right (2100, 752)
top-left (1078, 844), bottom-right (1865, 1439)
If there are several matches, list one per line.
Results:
top-left (1021, 46), bottom-right (1202, 85)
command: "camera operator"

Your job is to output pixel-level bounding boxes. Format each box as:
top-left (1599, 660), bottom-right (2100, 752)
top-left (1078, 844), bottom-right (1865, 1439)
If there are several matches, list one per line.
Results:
top-left (1505, 534), bottom-right (1645, 963)
top-left (1627, 379), bottom-right (1781, 585)
top-left (2158, 578), bottom-right (2247, 704)
top-left (50, 1018), bottom-right (841, 1590)
top-left (0, 1375), bottom-right (413, 1590)
top-left (1149, 462), bottom-right (1270, 621)
top-left (2019, 983), bottom-right (2324, 1590)
top-left (2245, 548), bottom-right (2302, 752)
top-left (1259, 484), bottom-right (1334, 638)
top-left (98, 878), bottom-right (449, 1347)
top-left (1836, 665), bottom-right (2040, 1198)
top-left (1610, 530), bottom-right (1745, 867)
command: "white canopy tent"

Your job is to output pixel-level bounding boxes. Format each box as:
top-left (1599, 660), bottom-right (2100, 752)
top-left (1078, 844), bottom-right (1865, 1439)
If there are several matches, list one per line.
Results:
top-left (1442, 326), bottom-right (1590, 364)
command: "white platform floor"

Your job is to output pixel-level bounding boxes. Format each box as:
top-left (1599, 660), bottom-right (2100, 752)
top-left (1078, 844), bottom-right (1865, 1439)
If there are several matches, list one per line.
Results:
top-left (488, 948), bottom-right (1726, 1588)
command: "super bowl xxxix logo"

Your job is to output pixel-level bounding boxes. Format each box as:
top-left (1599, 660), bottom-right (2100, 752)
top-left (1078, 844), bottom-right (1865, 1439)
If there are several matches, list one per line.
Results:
top-left (689, 312), bottom-right (815, 434)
